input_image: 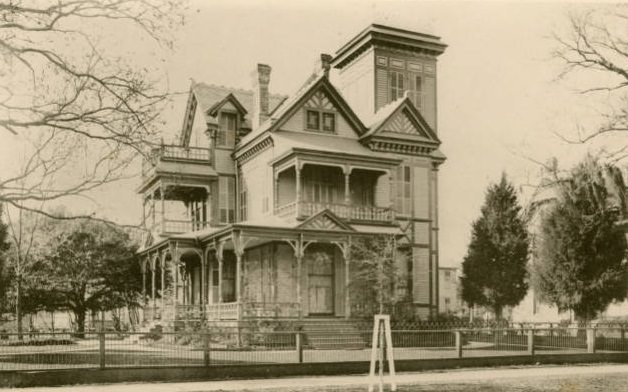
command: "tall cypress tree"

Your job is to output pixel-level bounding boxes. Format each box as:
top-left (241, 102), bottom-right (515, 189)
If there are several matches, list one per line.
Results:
top-left (532, 157), bottom-right (628, 322)
top-left (0, 205), bottom-right (11, 312)
top-left (460, 174), bottom-right (530, 320)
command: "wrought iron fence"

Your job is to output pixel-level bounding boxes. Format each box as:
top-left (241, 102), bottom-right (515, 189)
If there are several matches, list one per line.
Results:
top-left (0, 326), bottom-right (625, 371)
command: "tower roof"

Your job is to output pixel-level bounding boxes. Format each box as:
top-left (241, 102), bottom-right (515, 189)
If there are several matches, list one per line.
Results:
top-left (332, 24), bottom-right (447, 69)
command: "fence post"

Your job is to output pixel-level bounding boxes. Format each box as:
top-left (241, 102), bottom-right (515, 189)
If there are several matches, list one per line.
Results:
top-left (527, 328), bottom-right (535, 356)
top-left (621, 327), bottom-right (625, 352)
top-left (203, 332), bottom-right (210, 366)
top-left (455, 330), bottom-right (463, 358)
top-left (99, 332), bottom-right (106, 369)
top-left (296, 331), bottom-right (303, 363)
top-left (587, 327), bottom-right (596, 354)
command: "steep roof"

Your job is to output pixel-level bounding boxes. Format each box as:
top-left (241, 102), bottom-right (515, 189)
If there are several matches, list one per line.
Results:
top-left (362, 94), bottom-right (440, 143)
top-left (237, 73), bottom-right (366, 149)
top-left (191, 82), bottom-right (287, 118)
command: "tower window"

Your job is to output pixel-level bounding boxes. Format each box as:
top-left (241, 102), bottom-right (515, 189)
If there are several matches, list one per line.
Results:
top-left (389, 71), bottom-right (405, 101)
top-left (409, 74), bottom-right (422, 109)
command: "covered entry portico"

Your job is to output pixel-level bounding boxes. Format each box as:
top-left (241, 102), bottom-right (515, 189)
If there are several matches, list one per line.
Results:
top-left (139, 210), bottom-right (402, 324)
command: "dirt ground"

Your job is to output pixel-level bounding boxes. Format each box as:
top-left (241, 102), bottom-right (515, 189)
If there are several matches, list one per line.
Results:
top-left (11, 363), bottom-right (628, 392)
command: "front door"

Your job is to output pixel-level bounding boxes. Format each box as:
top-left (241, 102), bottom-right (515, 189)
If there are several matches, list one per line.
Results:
top-left (308, 249), bottom-right (334, 315)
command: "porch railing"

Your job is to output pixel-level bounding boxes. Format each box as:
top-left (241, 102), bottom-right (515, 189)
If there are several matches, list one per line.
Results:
top-left (205, 302), bottom-right (240, 320)
top-left (241, 302), bottom-right (301, 319)
top-left (162, 219), bottom-right (209, 234)
top-left (142, 145), bottom-right (211, 177)
top-left (275, 202), bottom-right (297, 218)
top-left (175, 305), bottom-right (204, 320)
top-left (149, 219), bottom-right (209, 234)
top-left (292, 201), bottom-right (394, 222)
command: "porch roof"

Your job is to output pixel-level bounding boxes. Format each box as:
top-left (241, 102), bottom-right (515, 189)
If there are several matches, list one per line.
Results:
top-left (136, 210), bottom-right (403, 257)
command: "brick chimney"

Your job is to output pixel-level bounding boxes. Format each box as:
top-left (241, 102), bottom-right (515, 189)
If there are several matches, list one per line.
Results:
top-left (252, 63), bottom-right (272, 130)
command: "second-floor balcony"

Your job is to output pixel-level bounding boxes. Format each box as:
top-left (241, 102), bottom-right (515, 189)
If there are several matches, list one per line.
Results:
top-left (141, 144), bottom-right (213, 178)
top-left (276, 201), bottom-right (393, 222)
top-left (274, 164), bottom-right (394, 223)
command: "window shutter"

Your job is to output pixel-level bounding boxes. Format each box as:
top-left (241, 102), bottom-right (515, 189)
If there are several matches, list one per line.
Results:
top-left (412, 247), bottom-right (430, 304)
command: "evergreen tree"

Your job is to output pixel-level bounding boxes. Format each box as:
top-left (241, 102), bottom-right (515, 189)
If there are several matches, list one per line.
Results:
top-left (532, 157), bottom-right (628, 322)
top-left (0, 205), bottom-right (11, 313)
top-left (460, 174), bottom-right (530, 320)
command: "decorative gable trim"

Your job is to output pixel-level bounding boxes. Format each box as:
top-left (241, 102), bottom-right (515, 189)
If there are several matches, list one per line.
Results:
top-left (362, 96), bottom-right (440, 144)
top-left (207, 93), bottom-right (248, 117)
top-left (297, 209), bottom-right (355, 232)
top-left (304, 90), bottom-right (335, 111)
top-left (237, 135), bottom-right (273, 164)
top-left (272, 77), bottom-right (366, 137)
top-left (384, 108), bottom-right (429, 138)
top-left (367, 141), bottom-right (435, 156)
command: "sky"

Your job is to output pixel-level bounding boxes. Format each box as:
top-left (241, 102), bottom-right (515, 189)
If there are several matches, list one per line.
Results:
top-left (0, 0), bottom-right (619, 268)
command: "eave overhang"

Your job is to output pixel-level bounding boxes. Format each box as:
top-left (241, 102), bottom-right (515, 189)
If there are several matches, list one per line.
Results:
top-left (333, 24), bottom-right (448, 69)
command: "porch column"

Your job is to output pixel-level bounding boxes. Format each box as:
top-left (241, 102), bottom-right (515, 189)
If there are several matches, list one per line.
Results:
top-left (217, 241), bottom-right (224, 303)
top-left (150, 257), bottom-right (156, 318)
top-left (206, 248), bottom-right (213, 304)
top-left (141, 259), bottom-right (147, 304)
top-left (200, 250), bottom-right (206, 307)
top-left (344, 237), bottom-right (352, 319)
top-left (273, 171), bottom-right (279, 212)
top-left (233, 231), bottom-right (246, 304)
top-left (295, 162), bottom-right (302, 217)
top-left (292, 235), bottom-right (306, 319)
top-left (343, 166), bottom-right (351, 205)
top-left (160, 253), bottom-right (166, 310)
top-left (160, 185), bottom-right (165, 233)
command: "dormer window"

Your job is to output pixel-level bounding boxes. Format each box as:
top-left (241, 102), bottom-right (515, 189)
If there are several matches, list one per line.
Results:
top-left (217, 112), bottom-right (237, 148)
top-left (306, 109), bottom-right (335, 133)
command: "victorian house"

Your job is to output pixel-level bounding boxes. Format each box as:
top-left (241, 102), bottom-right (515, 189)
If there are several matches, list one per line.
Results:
top-left (137, 24), bottom-right (447, 326)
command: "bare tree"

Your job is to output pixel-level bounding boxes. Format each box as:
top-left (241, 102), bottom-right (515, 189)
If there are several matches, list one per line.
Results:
top-left (553, 6), bottom-right (628, 162)
top-left (0, 0), bottom-right (184, 219)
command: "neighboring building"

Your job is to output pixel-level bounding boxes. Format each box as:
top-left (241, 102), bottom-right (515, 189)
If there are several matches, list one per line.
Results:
top-left (438, 266), bottom-right (465, 316)
top-left (137, 24), bottom-right (447, 326)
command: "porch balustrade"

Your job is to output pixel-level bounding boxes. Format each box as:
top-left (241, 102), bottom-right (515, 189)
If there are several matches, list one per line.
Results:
top-left (275, 202), bottom-right (296, 218)
top-left (142, 145), bottom-right (211, 177)
top-left (275, 201), bottom-right (394, 222)
top-left (175, 304), bottom-right (204, 320)
top-left (149, 219), bottom-right (209, 234)
top-left (205, 302), bottom-right (240, 320)
top-left (241, 302), bottom-right (301, 319)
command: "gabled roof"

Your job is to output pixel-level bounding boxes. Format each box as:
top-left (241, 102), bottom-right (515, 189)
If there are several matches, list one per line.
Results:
top-left (297, 209), bottom-right (355, 232)
top-left (207, 93), bottom-right (249, 117)
top-left (192, 82), bottom-right (286, 117)
top-left (237, 74), bottom-right (366, 149)
top-left (362, 94), bottom-right (440, 144)
top-left (179, 82), bottom-right (287, 146)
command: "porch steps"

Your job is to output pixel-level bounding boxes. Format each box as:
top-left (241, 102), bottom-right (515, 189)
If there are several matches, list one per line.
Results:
top-left (300, 319), bottom-right (366, 350)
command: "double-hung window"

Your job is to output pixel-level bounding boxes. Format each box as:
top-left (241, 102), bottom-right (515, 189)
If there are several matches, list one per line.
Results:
top-left (306, 110), bottom-right (336, 133)
top-left (389, 71), bottom-right (405, 101)
top-left (394, 165), bottom-right (412, 215)
top-left (219, 176), bottom-right (235, 223)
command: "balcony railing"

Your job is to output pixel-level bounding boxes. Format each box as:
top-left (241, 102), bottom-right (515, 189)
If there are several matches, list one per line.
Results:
top-left (149, 219), bottom-right (210, 234)
top-left (142, 145), bottom-right (211, 176)
top-left (275, 201), bottom-right (394, 222)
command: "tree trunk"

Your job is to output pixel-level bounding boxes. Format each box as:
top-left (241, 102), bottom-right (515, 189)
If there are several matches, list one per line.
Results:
top-left (494, 305), bottom-right (503, 322)
top-left (74, 309), bottom-right (86, 338)
top-left (15, 278), bottom-right (22, 340)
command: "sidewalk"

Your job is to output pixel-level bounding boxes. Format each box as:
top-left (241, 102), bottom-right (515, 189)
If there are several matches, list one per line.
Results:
top-left (12, 363), bottom-right (628, 392)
